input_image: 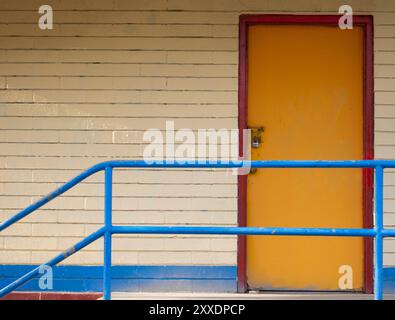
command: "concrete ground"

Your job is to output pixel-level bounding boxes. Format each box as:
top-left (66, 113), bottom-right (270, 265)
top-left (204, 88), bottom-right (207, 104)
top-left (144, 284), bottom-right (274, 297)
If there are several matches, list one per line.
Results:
top-left (107, 292), bottom-right (395, 300)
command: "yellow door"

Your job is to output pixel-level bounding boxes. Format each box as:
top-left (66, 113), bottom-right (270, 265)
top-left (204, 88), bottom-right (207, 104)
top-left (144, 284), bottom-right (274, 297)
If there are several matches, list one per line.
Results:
top-left (247, 25), bottom-right (364, 290)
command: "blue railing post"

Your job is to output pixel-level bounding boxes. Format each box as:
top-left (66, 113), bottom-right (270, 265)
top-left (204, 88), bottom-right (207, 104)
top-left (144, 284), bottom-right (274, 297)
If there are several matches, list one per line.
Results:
top-left (103, 166), bottom-right (113, 300)
top-left (374, 165), bottom-right (384, 300)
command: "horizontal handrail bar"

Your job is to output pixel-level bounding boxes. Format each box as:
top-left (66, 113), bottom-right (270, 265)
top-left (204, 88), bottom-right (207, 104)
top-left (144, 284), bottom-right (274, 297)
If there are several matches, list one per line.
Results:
top-left (1, 159), bottom-right (394, 233)
top-left (103, 160), bottom-right (395, 169)
top-left (0, 227), bottom-right (105, 298)
top-left (111, 226), bottom-right (378, 237)
top-left (382, 229), bottom-right (395, 237)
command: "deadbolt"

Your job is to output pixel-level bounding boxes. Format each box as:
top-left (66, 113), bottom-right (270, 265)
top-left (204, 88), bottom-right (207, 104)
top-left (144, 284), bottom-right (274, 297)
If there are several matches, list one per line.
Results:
top-left (250, 126), bottom-right (264, 149)
top-left (248, 126), bottom-right (264, 175)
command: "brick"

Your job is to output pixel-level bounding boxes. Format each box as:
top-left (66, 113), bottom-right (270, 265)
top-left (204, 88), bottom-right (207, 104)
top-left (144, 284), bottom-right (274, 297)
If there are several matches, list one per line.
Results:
top-left (385, 173), bottom-right (395, 186)
top-left (376, 132), bottom-right (395, 145)
top-left (140, 64), bottom-right (237, 77)
top-left (59, 251), bottom-right (103, 265)
top-left (138, 251), bottom-right (192, 264)
top-left (191, 251), bottom-right (236, 265)
top-left (166, 51), bottom-right (237, 64)
top-left (6, 77), bottom-right (61, 89)
top-left (375, 106), bottom-right (395, 118)
top-left (166, 77), bottom-right (237, 90)
top-left (384, 200), bottom-right (395, 212)
top-left (0, 77), bottom-right (5, 89)
top-left (0, 130), bottom-right (59, 143)
top-left (163, 237), bottom-right (210, 251)
top-left (375, 38), bottom-right (395, 51)
top-left (164, 211), bottom-right (237, 225)
top-left (4, 236), bottom-right (57, 250)
top-left (376, 119), bottom-right (395, 131)
top-left (375, 92), bottom-right (395, 105)
top-left (377, 147), bottom-right (395, 160)
top-left (0, 223), bottom-right (31, 236)
top-left (112, 251), bottom-right (138, 264)
top-left (0, 117), bottom-right (87, 130)
top-left (212, 25), bottom-right (238, 38)
top-left (23, 210), bottom-right (58, 223)
top-left (0, 250), bottom-right (31, 263)
top-left (375, 65), bottom-right (395, 78)
top-left (0, 196), bottom-right (32, 209)
top-left (384, 253), bottom-right (395, 266)
top-left (210, 237), bottom-right (237, 251)
top-left (32, 223), bottom-right (85, 237)
top-left (375, 52), bottom-right (395, 64)
top-left (113, 237), bottom-right (164, 251)
top-left (57, 211), bottom-right (102, 224)
top-left (113, 211), bottom-right (165, 224)
top-left (385, 214), bottom-right (395, 226)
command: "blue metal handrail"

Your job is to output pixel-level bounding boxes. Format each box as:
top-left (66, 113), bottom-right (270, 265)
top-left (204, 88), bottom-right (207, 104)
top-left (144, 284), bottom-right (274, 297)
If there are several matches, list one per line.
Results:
top-left (1, 160), bottom-right (395, 300)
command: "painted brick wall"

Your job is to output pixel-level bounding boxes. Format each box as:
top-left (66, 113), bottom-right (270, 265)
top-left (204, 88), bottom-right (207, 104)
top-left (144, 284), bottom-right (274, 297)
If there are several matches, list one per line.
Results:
top-left (0, 0), bottom-right (394, 268)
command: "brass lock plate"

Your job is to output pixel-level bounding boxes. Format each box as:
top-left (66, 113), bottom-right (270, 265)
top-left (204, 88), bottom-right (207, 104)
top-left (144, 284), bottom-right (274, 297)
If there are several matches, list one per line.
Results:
top-left (250, 126), bottom-right (264, 149)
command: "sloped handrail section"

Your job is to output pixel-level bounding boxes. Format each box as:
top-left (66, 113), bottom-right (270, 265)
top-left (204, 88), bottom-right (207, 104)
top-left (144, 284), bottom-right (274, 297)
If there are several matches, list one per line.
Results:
top-left (1, 160), bottom-right (395, 300)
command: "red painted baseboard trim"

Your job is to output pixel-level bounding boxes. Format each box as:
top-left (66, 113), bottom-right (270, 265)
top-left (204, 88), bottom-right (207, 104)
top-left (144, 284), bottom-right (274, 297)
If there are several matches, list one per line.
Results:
top-left (0, 292), bottom-right (102, 300)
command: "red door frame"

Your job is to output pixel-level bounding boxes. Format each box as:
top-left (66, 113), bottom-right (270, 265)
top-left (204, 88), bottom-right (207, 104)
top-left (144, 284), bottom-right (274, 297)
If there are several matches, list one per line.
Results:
top-left (237, 14), bottom-right (374, 293)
